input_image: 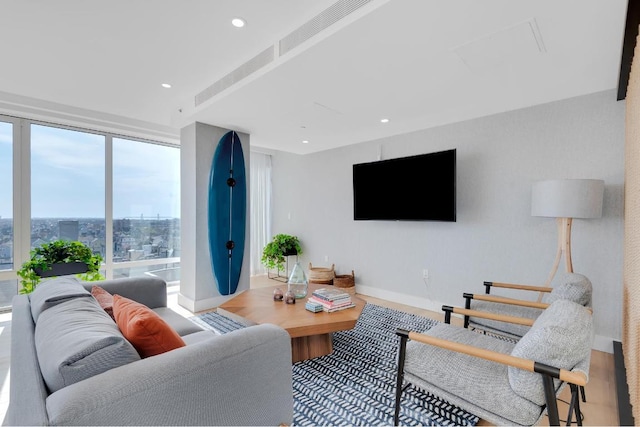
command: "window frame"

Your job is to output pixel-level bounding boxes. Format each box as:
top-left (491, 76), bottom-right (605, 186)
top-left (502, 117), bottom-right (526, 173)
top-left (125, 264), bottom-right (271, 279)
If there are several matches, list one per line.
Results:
top-left (0, 115), bottom-right (180, 299)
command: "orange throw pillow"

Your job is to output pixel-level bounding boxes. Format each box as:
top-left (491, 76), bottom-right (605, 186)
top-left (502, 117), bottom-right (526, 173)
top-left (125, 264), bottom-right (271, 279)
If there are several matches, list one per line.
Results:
top-left (113, 295), bottom-right (185, 358)
top-left (91, 285), bottom-right (115, 320)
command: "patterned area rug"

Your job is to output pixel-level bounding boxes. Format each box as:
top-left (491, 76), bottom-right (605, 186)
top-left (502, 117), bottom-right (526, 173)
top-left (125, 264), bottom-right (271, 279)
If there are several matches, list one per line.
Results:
top-left (193, 304), bottom-right (479, 426)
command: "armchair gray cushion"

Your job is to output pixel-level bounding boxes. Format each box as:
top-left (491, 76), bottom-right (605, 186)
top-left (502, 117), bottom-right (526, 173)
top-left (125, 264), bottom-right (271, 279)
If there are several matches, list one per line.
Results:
top-left (509, 299), bottom-right (593, 406)
top-left (404, 324), bottom-right (543, 426)
top-left (467, 302), bottom-right (541, 339)
top-left (29, 276), bottom-right (91, 322)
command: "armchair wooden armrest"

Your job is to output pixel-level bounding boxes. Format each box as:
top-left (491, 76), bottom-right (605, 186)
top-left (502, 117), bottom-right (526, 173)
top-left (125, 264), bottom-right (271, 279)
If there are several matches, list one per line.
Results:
top-left (441, 305), bottom-right (535, 328)
top-left (483, 281), bottom-right (553, 294)
top-left (464, 293), bottom-right (550, 310)
top-left (396, 328), bottom-right (586, 387)
top-left (460, 294), bottom-right (592, 318)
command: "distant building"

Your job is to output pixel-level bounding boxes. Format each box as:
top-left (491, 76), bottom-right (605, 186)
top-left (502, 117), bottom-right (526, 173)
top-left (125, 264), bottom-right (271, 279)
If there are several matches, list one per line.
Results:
top-left (58, 220), bottom-right (79, 241)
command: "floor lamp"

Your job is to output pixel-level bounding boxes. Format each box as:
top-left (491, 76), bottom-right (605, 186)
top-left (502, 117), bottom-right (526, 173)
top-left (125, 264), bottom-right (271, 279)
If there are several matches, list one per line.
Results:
top-left (531, 179), bottom-right (604, 295)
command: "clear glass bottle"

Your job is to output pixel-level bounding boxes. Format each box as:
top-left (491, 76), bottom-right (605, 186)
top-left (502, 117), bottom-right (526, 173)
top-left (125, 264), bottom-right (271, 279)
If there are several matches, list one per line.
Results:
top-left (287, 261), bottom-right (308, 299)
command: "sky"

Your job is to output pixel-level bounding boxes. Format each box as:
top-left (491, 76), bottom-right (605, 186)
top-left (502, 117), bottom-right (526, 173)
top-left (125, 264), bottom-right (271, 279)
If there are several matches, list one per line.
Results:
top-left (0, 122), bottom-right (180, 219)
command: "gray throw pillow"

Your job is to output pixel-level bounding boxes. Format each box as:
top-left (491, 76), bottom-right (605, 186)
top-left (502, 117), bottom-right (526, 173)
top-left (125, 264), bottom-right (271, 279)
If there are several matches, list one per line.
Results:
top-left (508, 299), bottom-right (593, 406)
top-left (541, 273), bottom-right (592, 307)
top-left (35, 297), bottom-right (141, 393)
top-left (29, 276), bottom-right (91, 322)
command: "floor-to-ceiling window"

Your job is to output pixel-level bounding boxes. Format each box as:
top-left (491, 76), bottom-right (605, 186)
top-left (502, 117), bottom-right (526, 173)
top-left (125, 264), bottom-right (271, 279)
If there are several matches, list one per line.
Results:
top-left (112, 137), bottom-right (180, 281)
top-left (0, 116), bottom-right (180, 310)
top-left (0, 120), bottom-right (15, 309)
top-left (31, 124), bottom-right (106, 258)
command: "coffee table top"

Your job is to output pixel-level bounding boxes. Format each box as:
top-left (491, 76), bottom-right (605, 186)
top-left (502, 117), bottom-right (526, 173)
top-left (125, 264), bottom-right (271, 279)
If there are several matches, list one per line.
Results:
top-left (217, 283), bottom-right (366, 338)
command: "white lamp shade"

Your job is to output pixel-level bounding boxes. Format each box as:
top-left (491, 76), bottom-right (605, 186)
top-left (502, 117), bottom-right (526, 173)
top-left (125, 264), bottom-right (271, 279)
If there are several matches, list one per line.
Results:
top-left (531, 179), bottom-right (604, 219)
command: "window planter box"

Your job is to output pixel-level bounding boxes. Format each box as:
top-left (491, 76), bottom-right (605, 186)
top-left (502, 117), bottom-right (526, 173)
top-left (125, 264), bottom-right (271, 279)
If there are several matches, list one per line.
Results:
top-left (35, 262), bottom-right (89, 278)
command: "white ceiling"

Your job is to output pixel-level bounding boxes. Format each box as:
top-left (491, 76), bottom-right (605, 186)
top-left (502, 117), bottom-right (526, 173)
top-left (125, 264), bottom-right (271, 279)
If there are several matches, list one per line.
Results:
top-left (0, 0), bottom-right (629, 154)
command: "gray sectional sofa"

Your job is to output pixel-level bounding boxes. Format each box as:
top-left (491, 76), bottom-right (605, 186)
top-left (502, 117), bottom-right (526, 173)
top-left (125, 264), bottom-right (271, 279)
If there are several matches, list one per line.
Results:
top-left (3, 276), bottom-right (294, 426)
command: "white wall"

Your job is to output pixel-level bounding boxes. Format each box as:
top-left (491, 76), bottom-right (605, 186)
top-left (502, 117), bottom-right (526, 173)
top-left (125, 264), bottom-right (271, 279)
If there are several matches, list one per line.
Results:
top-left (268, 90), bottom-right (624, 352)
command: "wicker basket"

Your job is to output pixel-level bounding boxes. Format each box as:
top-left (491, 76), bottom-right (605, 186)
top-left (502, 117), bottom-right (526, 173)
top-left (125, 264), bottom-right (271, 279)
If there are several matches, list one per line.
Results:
top-left (334, 270), bottom-right (355, 294)
top-left (308, 263), bottom-right (335, 285)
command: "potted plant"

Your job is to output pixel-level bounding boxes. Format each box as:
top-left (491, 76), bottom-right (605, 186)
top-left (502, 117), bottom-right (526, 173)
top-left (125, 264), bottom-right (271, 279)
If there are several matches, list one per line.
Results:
top-left (17, 239), bottom-right (104, 294)
top-left (261, 234), bottom-right (302, 273)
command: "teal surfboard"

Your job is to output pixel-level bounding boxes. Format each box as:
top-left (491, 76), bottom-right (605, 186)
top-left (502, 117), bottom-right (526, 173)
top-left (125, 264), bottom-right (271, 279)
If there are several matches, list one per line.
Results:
top-left (208, 131), bottom-right (246, 295)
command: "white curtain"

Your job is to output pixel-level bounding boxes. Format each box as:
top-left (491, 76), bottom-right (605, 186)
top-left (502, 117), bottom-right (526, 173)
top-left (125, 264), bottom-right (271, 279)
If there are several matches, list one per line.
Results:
top-left (250, 151), bottom-right (272, 276)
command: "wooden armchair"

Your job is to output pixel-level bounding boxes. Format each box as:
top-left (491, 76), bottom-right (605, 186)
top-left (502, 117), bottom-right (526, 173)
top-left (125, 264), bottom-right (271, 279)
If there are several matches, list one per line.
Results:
top-left (463, 273), bottom-right (592, 340)
top-left (394, 299), bottom-right (593, 426)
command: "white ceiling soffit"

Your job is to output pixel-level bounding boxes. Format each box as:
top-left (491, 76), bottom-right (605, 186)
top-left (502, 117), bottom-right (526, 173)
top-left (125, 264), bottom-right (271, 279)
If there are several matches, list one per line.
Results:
top-left (195, 46), bottom-right (276, 107)
top-left (453, 19), bottom-right (546, 71)
top-left (184, 0), bottom-right (627, 155)
top-left (180, 0), bottom-right (390, 125)
top-left (0, 1), bottom-right (628, 154)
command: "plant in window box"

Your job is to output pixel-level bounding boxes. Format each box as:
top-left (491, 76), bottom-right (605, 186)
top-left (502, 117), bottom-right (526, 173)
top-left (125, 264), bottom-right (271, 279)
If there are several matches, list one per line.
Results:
top-left (261, 234), bottom-right (302, 273)
top-left (17, 239), bottom-right (104, 294)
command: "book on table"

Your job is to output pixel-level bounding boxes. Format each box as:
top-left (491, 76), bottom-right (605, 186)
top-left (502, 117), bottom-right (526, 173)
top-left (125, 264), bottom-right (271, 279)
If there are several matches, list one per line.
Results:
top-left (305, 301), bottom-right (324, 313)
top-left (311, 288), bottom-right (351, 302)
top-left (308, 295), bottom-right (352, 309)
top-left (322, 302), bottom-right (356, 313)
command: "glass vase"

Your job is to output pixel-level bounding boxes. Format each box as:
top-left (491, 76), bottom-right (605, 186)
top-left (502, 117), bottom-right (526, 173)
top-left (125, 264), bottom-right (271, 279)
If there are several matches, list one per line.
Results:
top-left (287, 261), bottom-right (308, 299)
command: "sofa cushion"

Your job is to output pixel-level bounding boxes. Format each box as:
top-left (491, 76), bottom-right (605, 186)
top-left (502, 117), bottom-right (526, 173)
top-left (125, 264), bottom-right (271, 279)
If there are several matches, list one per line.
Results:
top-left (181, 330), bottom-right (218, 346)
top-left (113, 295), bottom-right (186, 358)
top-left (91, 285), bottom-right (115, 319)
top-left (152, 307), bottom-right (204, 336)
top-left (35, 297), bottom-right (141, 393)
top-left (508, 299), bottom-right (593, 406)
top-left (29, 276), bottom-right (91, 322)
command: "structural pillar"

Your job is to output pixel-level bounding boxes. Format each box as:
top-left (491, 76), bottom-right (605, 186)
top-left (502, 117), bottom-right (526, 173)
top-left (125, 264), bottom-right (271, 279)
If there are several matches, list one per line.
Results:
top-left (178, 122), bottom-right (250, 312)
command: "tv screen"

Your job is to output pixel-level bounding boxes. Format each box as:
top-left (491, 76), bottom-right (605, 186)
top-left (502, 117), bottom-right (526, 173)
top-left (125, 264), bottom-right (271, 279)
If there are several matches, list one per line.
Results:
top-left (353, 149), bottom-right (456, 221)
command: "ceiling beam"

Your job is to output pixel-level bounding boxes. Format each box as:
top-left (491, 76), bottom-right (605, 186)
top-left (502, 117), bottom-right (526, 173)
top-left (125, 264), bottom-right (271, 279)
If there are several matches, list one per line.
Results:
top-left (618, 0), bottom-right (640, 100)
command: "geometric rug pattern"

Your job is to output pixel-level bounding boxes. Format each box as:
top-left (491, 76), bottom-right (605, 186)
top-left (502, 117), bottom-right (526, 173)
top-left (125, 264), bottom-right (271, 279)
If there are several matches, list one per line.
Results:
top-left (194, 303), bottom-right (479, 426)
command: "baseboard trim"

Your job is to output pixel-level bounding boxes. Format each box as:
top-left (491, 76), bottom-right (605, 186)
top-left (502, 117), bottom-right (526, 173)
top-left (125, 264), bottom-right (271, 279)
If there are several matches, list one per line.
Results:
top-left (614, 341), bottom-right (635, 425)
top-left (355, 285), bottom-right (615, 353)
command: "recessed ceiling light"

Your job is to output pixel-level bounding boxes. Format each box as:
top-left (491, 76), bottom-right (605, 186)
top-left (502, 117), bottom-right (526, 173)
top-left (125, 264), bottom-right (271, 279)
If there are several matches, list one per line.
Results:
top-left (302, 140), bottom-right (309, 144)
top-left (161, 83), bottom-right (172, 89)
top-left (380, 118), bottom-right (389, 123)
top-left (231, 17), bottom-right (246, 28)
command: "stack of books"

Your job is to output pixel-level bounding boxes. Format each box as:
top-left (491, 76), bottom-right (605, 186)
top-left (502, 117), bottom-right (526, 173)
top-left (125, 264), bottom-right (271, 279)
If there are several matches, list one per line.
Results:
top-left (308, 288), bottom-right (355, 312)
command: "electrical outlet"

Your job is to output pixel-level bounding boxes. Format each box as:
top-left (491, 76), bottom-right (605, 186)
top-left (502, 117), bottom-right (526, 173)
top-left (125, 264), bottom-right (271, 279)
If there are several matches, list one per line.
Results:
top-left (324, 255), bottom-right (329, 262)
top-left (422, 269), bottom-right (429, 279)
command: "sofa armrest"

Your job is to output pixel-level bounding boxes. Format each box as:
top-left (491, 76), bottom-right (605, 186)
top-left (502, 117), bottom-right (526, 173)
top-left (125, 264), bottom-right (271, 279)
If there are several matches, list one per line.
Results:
top-left (45, 324), bottom-right (294, 426)
top-left (3, 295), bottom-right (49, 427)
top-left (82, 276), bottom-right (167, 308)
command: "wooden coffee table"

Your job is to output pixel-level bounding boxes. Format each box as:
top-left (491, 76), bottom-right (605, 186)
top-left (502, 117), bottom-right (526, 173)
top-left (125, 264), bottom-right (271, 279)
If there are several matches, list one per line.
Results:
top-left (217, 283), bottom-right (366, 363)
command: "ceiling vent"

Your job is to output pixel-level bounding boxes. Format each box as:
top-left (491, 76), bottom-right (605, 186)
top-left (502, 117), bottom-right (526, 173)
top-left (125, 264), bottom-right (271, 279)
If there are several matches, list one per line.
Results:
top-left (279, 0), bottom-right (373, 57)
top-left (195, 46), bottom-right (275, 106)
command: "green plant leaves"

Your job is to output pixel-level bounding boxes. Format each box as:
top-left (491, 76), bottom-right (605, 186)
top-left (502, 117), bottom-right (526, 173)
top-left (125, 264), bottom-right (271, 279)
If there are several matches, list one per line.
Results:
top-left (261, 234), bottom-right (302, 271)
top-left (17, 240), bottom-right (104, 294)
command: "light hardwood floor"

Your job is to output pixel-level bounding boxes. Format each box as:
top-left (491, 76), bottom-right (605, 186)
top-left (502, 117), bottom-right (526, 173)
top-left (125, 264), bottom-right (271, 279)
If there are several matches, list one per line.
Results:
top-left (0, 278), bottom-right (619, 425)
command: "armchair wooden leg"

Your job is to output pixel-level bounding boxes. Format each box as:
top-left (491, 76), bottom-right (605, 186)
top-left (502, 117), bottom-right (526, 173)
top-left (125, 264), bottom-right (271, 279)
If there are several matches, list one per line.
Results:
top-left (542, 374), bottom-right (560, 426)
top-left (394, 329), bottom-right (410, 426)
top-left (567, 384), bottom-right (583, 426)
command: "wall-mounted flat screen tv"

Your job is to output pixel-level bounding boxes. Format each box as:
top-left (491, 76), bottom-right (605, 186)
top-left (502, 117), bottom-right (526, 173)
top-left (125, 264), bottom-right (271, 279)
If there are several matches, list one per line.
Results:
top-left (353, 149), bottom-right (456, 221)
